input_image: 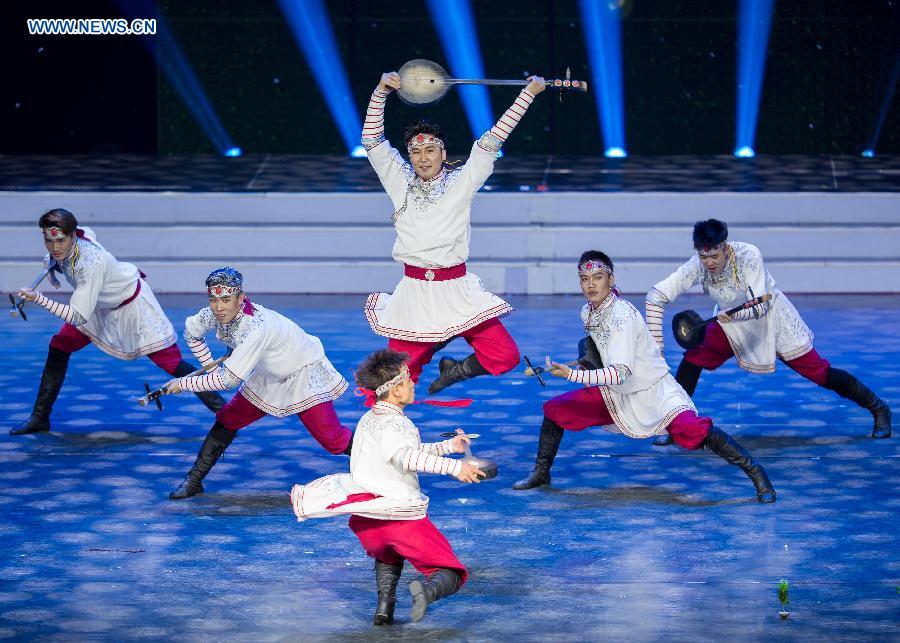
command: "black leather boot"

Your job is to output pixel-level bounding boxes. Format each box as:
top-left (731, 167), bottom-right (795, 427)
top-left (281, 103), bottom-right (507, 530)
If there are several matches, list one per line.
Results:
top-left (822, 368), bottom-right (892, 438)
top-left (409, 568), bottom-right (460, 623)
top-left (512, 417), bottom-right (564, 490)
top-left (427, 353), bottom-right (489, 395)
top-left (654, 359), bottom-right (704, 447)
top-left (172, 361), bottom-right (226, 413)
top-left (704, 427), bottom-right (776, 503)
top-left (10, 347), bottom-right (71, 435)
top-left (373, 560), bottom-right (403, 625)
top-left (169, 422), bottom-right (236, 499)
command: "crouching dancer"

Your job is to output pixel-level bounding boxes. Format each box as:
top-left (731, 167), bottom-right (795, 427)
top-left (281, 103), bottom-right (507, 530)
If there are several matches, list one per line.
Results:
top-left (513, 251), bottom-right (776, 503)
top-left (11, 208), bottom-right (223, 435)
top-left (164, 268), bottom-right (352, 499)
top-left (290, 349), bottom-right (484, 624)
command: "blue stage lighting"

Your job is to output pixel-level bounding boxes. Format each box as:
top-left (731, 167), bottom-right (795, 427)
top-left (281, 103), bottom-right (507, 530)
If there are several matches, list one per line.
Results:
top-left (116, 0), bottom-right (239, 156)
top-left (224, 147), bottom-right (243, 157)
top-left (277, 0), bottom-right (362, 154)
top-left (734, 145), bottom-right (755, 158)
top-left (735, 0), bottom-right (775, 156)
top-left (426, 0), bottom-right (493, 139)
top-left (863, 51), bottom-right (900, 157)
top-left (579, 0), bottom-right (627, 155)
top-left (350, 145), bottom-right (368, 158)
top-left (605, 147), bottom-right (627, 158)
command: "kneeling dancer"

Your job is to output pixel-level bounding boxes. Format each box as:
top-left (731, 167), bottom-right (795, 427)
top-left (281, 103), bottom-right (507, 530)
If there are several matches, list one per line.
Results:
top-left (290, 349), bottom-right (484, 624)
top-left (513, 251), bottom-right (776, 503)
top-left (12, 208), bottom-right (223, 435)
top-left (165, 268), bottom-right (352, 499)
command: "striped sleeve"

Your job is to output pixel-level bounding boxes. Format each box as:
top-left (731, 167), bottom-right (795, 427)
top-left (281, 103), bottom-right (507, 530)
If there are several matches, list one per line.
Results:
top-left (477, 89), bottom-right (535, 153)
top-left (420, 439), bottom-right (456, 456)
top-left (185, 336), bottom-right (214, 367)
top-left (34, 292), bottom-right (85, 326)
top-left (393, 447), bottom-right (463, 477)
top-left (361, 88), bottom-right (389, 150)
top-left (566, 364), bottom-right (631, 387)
top-left (645, 287), bottom-right (669, 350)
top-left (179, 365), bottom-right (241, 393)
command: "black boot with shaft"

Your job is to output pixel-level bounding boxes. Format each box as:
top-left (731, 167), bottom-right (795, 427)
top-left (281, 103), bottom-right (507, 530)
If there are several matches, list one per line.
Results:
top-left (409, 568), bottom-right (460, 623)
top-left (704, 426), bottom-right (776, 503)
top-left (512, 417), bottom-right (565, 490)
top-left (822, 368), bottom-right (891, 438)
top-left (11, 347), bottom-right (71, 435)
top-left (169, 422), bottom-right (236, 499)
top-left (427, 353), bottom-right (489, 395)
top-left (373, 560), bottom-right (403, 625)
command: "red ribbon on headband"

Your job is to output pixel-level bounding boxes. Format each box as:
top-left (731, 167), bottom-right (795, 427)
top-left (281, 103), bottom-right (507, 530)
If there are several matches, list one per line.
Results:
top-left (354, 387), bottom-right (472, 409)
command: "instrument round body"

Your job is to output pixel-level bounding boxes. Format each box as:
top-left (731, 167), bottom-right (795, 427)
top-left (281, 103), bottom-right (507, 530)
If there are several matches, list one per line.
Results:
top-left (672, 309), bottom-right (707, 350)
top-left (397, 59), bottom-right (451, 105)
top-left (464, 446), bottom-right (498, 480)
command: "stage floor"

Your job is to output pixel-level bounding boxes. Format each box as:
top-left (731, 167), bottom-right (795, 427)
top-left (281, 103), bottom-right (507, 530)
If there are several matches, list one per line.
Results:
top-left (1, 294), bottom-right (898, 641)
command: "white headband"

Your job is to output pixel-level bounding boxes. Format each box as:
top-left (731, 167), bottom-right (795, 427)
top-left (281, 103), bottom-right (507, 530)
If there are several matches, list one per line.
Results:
top-left (375, 363), bottom-right (410, 396)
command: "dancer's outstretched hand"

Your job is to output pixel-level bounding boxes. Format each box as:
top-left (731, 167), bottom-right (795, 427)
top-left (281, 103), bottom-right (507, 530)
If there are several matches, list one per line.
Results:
top-left (448, 428), bottom-right (471, 453)
top-left (546, 356), bottom-right (571, 379)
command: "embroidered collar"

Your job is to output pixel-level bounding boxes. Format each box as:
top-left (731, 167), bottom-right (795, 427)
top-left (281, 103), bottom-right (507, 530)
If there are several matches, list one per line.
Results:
top-left (591, 290), bottom-right (617, 313)
top-left (373, 400), bottom-right (404, 416)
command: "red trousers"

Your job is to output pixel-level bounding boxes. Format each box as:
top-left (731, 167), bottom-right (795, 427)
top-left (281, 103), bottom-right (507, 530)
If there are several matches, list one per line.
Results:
top-left (348, 515), bottom-right (468, 585)
top-left (49, 323), bottom-right (183, 374)
top-left (215, 391), bottom-right (352, 454)
top-left (388, 317), bottom-right (520, 382)
top-left (683, 320), bottom-right (830, 385)
top-left (544, 387), bottom-right (711, 450)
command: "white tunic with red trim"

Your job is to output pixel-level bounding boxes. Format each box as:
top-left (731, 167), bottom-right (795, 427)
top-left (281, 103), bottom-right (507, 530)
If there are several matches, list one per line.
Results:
top-left (184, 302), bottom-right (347, 416)
top-left (54, 228), bottom-right (176, 359)
top-left (290, 401), bottom-right (459, 521)
top-left (363, 141), bottom-right (512, 342)
top-left (650, 242), bottom-right (813, 373)
top-left (583, 294), bottom-right (695, 438)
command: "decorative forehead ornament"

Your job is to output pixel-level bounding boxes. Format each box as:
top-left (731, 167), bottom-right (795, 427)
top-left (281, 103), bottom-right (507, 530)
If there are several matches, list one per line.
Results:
top-left (42, 226), bottom-right (67, 241)
top-left (407, 133), bottom-right (445, 153)
top-left (375, 363), bottom-right (411, 396)
top-left (578, 259), bottom-right (612, 276)
top-left (206, 267), bottom-right (243, 299)
top-left (697, 241), bottom-right (727, 257)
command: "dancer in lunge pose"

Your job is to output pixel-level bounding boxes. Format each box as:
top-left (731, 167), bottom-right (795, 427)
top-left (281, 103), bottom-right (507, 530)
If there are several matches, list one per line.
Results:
top-left (11, 208), bottom-right (224, 435)
top-left (513, 250), bottom-right (777, 503)
top-left (646, 219), bottom-right (891, 446)
top-left (360, 70), bottom-right (547, 394)
top-left (164, 268), bottom-right (352, 499)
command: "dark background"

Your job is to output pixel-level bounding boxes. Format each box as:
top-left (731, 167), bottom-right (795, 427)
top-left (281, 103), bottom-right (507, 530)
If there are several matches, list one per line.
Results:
top-left (5, 0), bottom-right (899, 155)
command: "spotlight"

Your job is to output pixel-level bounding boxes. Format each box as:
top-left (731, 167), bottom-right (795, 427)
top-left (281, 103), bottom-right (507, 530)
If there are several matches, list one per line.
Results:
top-left (580, 0), bottom-right (627, 155)
top-left (224, 147), bottom-right (243, 158)
top-left (735, 0), bottom-right (775, 157)
top-left (861, 149), bottom-right (875, 158)
top-left (277, 0), bottom-right (362, 155)
top-left (350, 145), bottom-right (368, 158)
top-left (426, 0), bottom-right (493, 139)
